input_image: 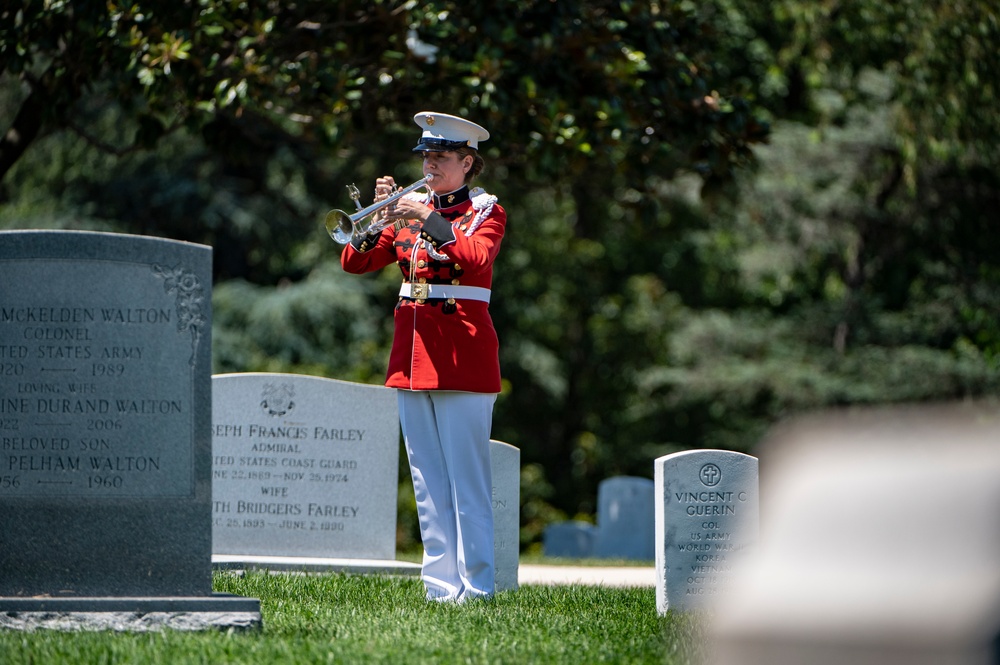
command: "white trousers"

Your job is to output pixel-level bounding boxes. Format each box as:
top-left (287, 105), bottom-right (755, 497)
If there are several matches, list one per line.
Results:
top-left (398, 390), bottom-right (496, 602)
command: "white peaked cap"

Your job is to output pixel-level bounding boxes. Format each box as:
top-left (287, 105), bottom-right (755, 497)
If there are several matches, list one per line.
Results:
top-left (412, 111), bottom-right (490, 152)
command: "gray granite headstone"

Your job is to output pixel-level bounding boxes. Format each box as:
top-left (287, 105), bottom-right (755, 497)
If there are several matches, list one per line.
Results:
top-left (593, 476), bottom-right (656, 560)
top-left (655, 450), bottom-right (758, 614)
top-left (0, 230), bottom-right (258, 629)
top-left (211, 373), bottom-right (399, 560)
top-left (490, 439), bottom-right (520, 592)
top-left (543, 521), bottom-right (596, 558)
top-left (712, 404), bottom-right (1000, 665)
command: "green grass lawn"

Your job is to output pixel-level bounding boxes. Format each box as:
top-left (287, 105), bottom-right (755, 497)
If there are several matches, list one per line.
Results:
top-left (0, 571), bottom-right (705, 664)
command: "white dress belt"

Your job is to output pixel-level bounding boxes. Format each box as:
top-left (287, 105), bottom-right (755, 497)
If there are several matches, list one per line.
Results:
top-left (399, 283), bottom-right (491, 304)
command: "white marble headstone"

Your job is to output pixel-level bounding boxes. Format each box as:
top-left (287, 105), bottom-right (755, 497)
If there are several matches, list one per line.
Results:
top-left (490, 439), bottom-right (520, 592)
top-left (211, 373), bottom-right (399, 560)
top-left (655, 450), bottom-right (759, 614)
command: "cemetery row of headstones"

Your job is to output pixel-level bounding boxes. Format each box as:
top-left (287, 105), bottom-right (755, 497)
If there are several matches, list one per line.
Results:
top-left (0, 231), bottom-right (520, 634)
top-left (541, 452), bottom-right (762, 614)
top-left (5, 231), bottom-right (997, 662)
top-left (0, 231), bottom-right (804, 627)
top-left (1, 230), bottom-right (755, 629)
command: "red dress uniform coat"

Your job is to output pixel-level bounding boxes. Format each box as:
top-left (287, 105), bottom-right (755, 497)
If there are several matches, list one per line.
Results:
top-left (340, 186), bottom-right (505, 393)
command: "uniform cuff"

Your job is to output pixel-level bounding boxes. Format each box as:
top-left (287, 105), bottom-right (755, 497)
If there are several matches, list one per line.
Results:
top-left (420, 212), bottom-right (456, 248)
top-left (350, 230), bottom-right (380, 252)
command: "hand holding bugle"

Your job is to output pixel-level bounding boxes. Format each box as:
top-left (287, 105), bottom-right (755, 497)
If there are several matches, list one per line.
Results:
top-left (325, 174), bottom-right (434, 245)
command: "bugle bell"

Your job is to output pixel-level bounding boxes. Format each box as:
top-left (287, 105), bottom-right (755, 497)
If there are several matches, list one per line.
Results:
top-left (325, 174), bottom-right (434, 244)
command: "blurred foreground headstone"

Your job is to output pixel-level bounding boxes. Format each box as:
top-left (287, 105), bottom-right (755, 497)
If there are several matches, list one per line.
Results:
top-left (711, 402), bottom-right (1000, 665)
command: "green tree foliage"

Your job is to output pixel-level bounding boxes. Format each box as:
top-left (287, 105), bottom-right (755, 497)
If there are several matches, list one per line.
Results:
top-left (723, 0), bottom-right (1000, 168)
top-left (641, 0), bottom-right (1000, 455)
top-left (641, 102), bottom-right (1000, 453)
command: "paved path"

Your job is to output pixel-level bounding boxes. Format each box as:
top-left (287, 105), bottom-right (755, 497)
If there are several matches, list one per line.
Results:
top-left (214, 555), bottom-right (656, 587)
top-left (518, 564), bottom-right (655, 587)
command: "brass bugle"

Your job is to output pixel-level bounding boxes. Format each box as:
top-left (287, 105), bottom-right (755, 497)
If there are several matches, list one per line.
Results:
top-left (325, 174), bottom-right (434, 244)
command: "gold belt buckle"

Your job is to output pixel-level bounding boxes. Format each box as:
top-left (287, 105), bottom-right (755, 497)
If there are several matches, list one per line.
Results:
top-left (411, 283), bottom-right (429, 300)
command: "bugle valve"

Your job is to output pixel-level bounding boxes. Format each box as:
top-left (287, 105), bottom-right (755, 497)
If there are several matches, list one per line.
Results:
top-left (325, 174), bottom-right (434, 244)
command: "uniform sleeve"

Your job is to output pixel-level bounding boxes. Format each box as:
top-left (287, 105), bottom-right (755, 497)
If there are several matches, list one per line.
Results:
top-left (340, 226), bottom-right (399, 274)
top-left (419, 203), bottom-right (507, 275)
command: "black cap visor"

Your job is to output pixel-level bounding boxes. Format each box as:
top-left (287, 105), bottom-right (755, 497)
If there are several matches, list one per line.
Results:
top-left (412, 138), bottom-right (470, 153)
